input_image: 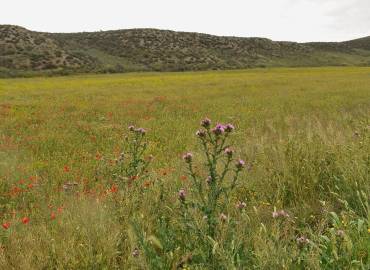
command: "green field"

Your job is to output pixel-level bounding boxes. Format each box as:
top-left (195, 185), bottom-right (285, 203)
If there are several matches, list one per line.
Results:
top-left (0, 67), bottom-right (369, 269)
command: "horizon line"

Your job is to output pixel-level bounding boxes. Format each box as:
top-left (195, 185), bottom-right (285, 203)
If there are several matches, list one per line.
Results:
top-left (1, 24), bottom-right (369, 44)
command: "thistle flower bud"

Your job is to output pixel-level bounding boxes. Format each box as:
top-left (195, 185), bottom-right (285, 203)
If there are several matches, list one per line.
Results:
top-left (296, 236), bottom-right (310, 247)
top-left (336, 230), bottom-right (345, 238)
top-left (225, 124), bottom-right (235, 133)
top-left (128, 125), bottom-right (135, 131)
top-left (236, 159), bottom-right (245, 169)
top-left (206, 176), bottom-right (212, 184)
top-left (219, 213), bottom-right (228, 223)
top-left (135, 128), bottom-right (146, 135)
top-left (272, 210), bottom-right (289, 219)
top-left (201, 118), bottom-right (211, 128)
top-left (224, 148), bottom-right (234, 158)
top-left (118, 152), bottom-right (125, 161)
top-left (183, 152), bottom-right (193, 163)
top-left (196, 130), bottom-right (206, 138)
top-left (132, 247), bottom-right (140, 257)
top-left (236, 201), bottom-right (246, 210)
top-left (212, 124), bottom-right (225, 136)
top-left (178, 188), bottom-right (186, 202)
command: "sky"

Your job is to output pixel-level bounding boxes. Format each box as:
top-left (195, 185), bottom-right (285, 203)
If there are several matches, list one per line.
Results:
top-left (1, 0), bottom-right (369, 42)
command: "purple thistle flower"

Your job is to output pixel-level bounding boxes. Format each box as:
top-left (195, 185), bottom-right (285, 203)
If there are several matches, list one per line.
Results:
top-left (135, 128), bottom-right (146, 135)
top-left (236, 159), bottom-right (245, 169)
top-left (183, 152), bottom-right (193, 163)
top-left (224, 148), bottom-right (234, 158)
top-left (178, 188), bottom-right (186, 202)
top-left (201, 118), bottom-right (211, 128)
top-left (212, 124), bottom-right (225, 136)
top-left (225, 124), bottom-right (235, 133)
top-left (196, 130), bottom-right (206, 138)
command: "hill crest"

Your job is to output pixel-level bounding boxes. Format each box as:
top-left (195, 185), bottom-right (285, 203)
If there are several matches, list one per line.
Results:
top-left (1, 25), bottom-right (370, 77)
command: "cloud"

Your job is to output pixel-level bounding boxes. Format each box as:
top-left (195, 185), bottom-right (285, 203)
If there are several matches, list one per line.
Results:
top-left (327, 0), bottom-right (370, 28)
top-left (289, 0), bottom-right (370, 39)
top-left (0, 0), bottom-right (369, 42)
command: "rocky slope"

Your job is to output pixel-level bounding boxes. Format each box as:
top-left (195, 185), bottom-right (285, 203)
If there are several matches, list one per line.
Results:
top-left (1, 25), bottom-right (369, 76)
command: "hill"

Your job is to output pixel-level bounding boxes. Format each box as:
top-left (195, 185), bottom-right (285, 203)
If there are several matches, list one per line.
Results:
top-left (1, 25), bottom-right (370, 76)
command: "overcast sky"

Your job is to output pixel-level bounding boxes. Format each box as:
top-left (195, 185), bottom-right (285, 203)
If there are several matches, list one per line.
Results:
top-left (1, 0), bottom-right (369, 42)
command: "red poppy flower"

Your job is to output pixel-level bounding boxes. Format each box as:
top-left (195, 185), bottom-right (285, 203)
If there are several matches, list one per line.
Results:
top-left (21, 217), bottom-right (30, 224)
top-left (110, 184), bottom-right (118, 193)
top-left (63, 166), bottom-right (70, 172)
top-left (10, 186), bottom-right (22, 196)
top-left (2, 222), bottom-right (10, 230)
top-left (50, 212), bottom-right (56, 220)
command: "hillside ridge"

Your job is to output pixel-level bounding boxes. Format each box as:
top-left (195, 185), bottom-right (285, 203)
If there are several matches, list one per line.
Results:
top-left (1, 25), bottom-right (370, 77)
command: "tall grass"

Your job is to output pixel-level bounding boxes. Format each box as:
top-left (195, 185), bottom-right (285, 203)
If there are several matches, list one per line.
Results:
top-left (0, 67), bottom-right (369, 269)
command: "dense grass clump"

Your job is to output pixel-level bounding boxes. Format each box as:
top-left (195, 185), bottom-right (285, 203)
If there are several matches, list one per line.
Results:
top-left (0, 67), bottom-right (369, 269)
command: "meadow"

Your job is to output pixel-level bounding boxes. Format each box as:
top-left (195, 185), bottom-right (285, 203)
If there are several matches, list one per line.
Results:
top-left (0, 67), bottom-right (369, 269)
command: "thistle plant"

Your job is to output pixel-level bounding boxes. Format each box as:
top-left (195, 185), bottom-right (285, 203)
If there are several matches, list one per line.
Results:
top-left (178, 118), bottom-right (246, 265)
top-left (111, 125), bottom-right (153, 266)
top-left (112, 125), bottom-right (152, 188)
top-left (110, 125), bottom-right (153, 221)
top-left (130, 119), bottom-right (247, 268)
